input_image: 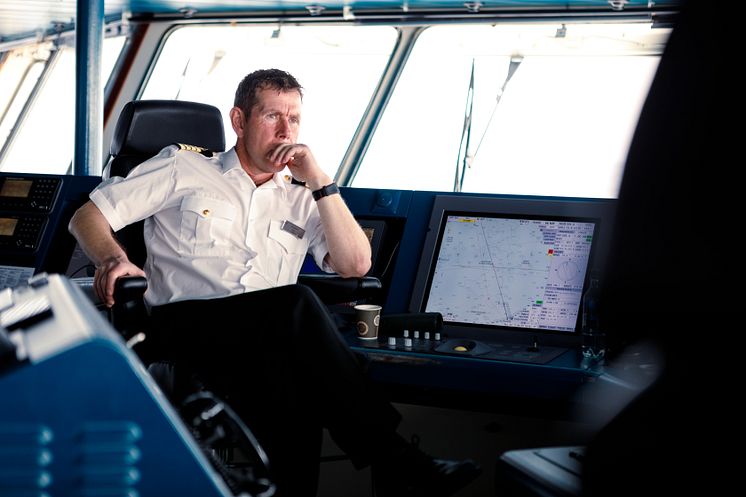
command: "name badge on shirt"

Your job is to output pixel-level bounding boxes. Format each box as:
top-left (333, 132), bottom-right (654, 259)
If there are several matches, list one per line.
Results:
top-left (281, 220), bottom-right (306, 239)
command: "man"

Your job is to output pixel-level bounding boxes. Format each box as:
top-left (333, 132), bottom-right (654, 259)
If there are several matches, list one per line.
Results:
top-left (69, 69), bottom-right (480, 496)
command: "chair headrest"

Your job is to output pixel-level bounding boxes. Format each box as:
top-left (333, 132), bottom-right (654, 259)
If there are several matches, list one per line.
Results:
top-left (110, 100), bottom-right (226, 157)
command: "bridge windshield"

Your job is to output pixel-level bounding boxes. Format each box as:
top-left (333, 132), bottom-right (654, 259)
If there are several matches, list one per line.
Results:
top-left (141, 20), bottom-right (668, 198)
top-left (0, 18), bottom-right (669, 200)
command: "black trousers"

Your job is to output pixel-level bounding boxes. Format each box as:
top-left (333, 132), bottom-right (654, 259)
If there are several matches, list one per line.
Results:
top-left (148, 284), bottom-right (401, 496)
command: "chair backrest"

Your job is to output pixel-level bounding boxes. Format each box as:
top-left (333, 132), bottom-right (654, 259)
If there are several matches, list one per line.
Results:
top-left (105, 100), bottom-right (226, 266)
top-left (582, 1), bottom-right (727, 494)
top-left (106, 99), bottom-right (226, 178)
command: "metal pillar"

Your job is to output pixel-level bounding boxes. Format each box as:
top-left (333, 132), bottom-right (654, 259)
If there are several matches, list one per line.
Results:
top-left (73, 0), bottom-right (104, 176)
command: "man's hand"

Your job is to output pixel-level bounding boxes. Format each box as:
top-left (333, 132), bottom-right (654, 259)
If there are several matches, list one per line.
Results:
top-left (267, 143), bottom-right (371, 277)
top-left (268, 143), bottom-right (330, 190)
top-left (94, 256), bottom-right (146, 308)
top-left (69, 201), bottom-right (147, 307)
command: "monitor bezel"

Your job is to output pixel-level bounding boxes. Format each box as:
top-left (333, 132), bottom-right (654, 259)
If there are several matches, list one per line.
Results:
top-left (408, 194), bottom-right (616, 347)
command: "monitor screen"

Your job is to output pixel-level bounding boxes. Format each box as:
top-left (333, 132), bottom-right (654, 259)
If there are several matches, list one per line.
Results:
top-left (423, 212), bottom-right (596, 333)
top-left (300, 217), bottom-right (388, 276)
top-left (0, 178), bottom-right (33, 198)
top-left (410, 195), bottom-right (614, 342)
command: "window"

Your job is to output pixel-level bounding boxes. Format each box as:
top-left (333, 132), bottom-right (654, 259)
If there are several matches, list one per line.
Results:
top-left (353, 22), bottom-right (669, 198)
top-left (0, 46), bottom-right (46, 148)
top-left (141, 24), bottom-right (397, 179)
top-left (0, 36), bottom-right (126, 174)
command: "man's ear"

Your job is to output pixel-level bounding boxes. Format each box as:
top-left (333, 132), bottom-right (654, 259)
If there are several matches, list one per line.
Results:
top-left (230, 106), bottom-right (245, 137)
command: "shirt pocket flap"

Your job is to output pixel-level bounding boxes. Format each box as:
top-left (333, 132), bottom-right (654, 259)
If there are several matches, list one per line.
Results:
top-left (268, 220), bottom-right (307, 254)
top-left (180, 196), bottom-right (236, 220)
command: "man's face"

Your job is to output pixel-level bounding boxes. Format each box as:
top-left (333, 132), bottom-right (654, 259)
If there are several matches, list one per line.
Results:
top-left (234, 87), bottom-right (302, 176)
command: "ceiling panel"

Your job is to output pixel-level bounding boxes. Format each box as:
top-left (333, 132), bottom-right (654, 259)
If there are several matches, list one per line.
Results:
top-left (0, 0), bottom-right (680, 46)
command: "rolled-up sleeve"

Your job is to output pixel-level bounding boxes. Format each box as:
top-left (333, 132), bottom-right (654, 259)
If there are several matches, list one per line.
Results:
top-left (90, 146), bottom-right (177, 231)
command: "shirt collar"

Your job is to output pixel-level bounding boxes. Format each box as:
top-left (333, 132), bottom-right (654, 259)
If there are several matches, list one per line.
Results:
top-left (220, 147), bottom-right (288, 198)
top-left (219, 147), bottom-right (243, 175)
top-left (271, 172), bottom-right (289, 198)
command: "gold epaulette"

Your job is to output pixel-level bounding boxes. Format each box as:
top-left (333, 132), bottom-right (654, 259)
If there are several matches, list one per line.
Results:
top-left (283, 175), bottom-right (308, 187)
top-left (175, 143), bottom-right (213, 157)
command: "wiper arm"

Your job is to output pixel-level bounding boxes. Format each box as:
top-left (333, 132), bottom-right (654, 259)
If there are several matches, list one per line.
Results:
top-left (471, 55), bottom-right (524, 164)
top-left (453, 59), bottom-right (475, 192)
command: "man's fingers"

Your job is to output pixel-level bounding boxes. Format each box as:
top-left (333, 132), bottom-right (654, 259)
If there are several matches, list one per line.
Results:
top-left (94, 271), bottom-right (113, 307)
top-left (270, 144), bottom-right (305, 166)
top-left (94, 264), bottom-right (144, 307)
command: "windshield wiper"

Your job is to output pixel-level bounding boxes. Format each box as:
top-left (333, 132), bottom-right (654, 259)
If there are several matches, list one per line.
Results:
top-left (453, 59), bottom-right (475, 193)
top-left (454, 55), bottom-right (524, 192)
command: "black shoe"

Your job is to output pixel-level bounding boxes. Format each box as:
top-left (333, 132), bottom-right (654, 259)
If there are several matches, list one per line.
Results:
top-left (372, 435), bottom-right (482, 497)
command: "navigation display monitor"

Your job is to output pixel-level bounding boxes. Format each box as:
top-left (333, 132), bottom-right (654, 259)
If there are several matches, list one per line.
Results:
top-left (410, 195), bottom-right (613, 340)
top-left (424, 212), bottom-right (595, 333)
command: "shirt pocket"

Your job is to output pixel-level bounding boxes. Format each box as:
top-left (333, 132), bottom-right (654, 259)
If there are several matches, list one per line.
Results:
top-left (179, 196), bottom-right (237, 256)
top-left (268, 219), bottom-right (309, 285)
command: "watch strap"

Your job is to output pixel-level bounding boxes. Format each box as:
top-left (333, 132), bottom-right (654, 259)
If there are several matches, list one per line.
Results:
top-left (312, 182), bottom-right (340, 201)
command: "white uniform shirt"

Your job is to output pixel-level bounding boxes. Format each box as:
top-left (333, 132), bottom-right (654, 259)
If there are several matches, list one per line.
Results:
top-left (90, 145), bottom-right (331, 306)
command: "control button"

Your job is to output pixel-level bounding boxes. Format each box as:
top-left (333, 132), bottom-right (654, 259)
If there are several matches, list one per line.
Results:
top-left (413, 330), bottom-right (420, 339)
top-left (387, 337), bottom-right (397, 347)
top-left (434, 332), bottom-right (441, 341)
top-left (403, 329), bottom-right (409, 338)
top-left (404, 338), bottom-right (413, 348)
top-left (424, 331), bottom-right (430, 340)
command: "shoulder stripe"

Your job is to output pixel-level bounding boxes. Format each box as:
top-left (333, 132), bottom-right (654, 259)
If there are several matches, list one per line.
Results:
top-left (283, 174), bottom-right (308, 187)
top-left (175, 142), bottom-right (213, 157)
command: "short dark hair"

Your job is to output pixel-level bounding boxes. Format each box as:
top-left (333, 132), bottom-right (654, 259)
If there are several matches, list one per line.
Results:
top-left (234, 69), bottom-right (303, 116)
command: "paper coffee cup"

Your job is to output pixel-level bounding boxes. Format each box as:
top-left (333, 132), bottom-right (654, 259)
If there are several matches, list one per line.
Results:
top-left (354, 304), bottom-right (382, 340)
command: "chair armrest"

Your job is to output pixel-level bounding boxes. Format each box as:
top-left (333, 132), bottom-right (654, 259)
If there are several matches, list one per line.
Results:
top-left (114, 275), bottom-right (148, 302)
top-left (112, 274), bottom-right (382, 306)
top-left (111, 276), bottom-right (148, 338)
top-left (297, 274), bottom-right (382, 305)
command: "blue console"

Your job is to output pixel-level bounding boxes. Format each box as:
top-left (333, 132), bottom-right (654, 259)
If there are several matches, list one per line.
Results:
top-left (0, 274), bottom-right (235, 497)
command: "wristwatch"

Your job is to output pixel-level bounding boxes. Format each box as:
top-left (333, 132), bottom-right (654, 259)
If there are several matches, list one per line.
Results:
top-left (311, 182), bottom-right (340, 201)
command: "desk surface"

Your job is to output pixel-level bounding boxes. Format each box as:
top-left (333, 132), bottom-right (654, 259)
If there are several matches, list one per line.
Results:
top-left (343, 328), bottom-right (607, 417)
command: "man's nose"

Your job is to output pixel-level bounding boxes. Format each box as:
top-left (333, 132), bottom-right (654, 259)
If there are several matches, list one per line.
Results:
top-left (276, 116), bottom-right (291, 137)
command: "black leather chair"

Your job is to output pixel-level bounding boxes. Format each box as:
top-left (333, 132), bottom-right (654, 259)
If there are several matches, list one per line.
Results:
top-left (105, 99), bottom-right (279, 496)
top-left (106, 100), bottom-right (227, 337)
